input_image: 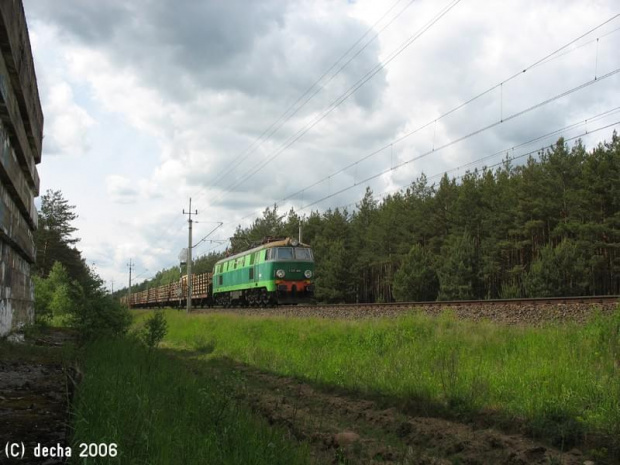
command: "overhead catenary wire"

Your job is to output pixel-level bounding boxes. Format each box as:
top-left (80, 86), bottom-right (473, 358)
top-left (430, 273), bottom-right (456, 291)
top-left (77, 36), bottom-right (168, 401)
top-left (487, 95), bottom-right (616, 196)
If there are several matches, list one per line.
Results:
top-left (145, 109), bottom-right (620, 280)
top-left (212, 0), bottom-right (464, 204)
top-left (192, 0), bottom-right (463, 232)
top-left (296, 68), bottom-right (620, 211)
top-left (155, 0), bottom-right (420, 247)
top-left (333, 110), bottom-right (620, 211)
top-left (145, 12), bottom-right (620, 275)
top-left (193, 222), bottom-right (224, 249)
top-left (273, 14), bottom-right (620, 208)
top-left (137, 114), bottom-right (620, 282)
top-left (161, 12), bottom-right (620, 250)
top-left (187, 114), bottom-right (620, 261)
top-left (192, 0), bottom-right (417, 198)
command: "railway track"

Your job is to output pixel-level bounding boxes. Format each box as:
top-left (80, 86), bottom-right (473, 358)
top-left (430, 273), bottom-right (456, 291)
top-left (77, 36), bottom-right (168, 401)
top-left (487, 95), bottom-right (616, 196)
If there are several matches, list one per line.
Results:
top-left (288, 295), bottom-right (620, 309)
top-left (194, 295), bottom-right (620, 325)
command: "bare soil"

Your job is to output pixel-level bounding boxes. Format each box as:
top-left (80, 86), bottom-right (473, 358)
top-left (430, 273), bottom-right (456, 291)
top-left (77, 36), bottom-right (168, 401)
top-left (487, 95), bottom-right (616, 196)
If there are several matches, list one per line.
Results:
top-left (175, 352), bottom-right (597, 465)
top-left (0, 329), bottom-right (75, 464)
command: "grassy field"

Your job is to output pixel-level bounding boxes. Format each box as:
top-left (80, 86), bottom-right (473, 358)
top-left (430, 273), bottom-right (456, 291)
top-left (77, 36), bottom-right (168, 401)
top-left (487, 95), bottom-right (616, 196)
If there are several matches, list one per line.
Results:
top-left (71, 337), bottom-right (310, 464)
top-left (145, 308), bottom-right (620, 454)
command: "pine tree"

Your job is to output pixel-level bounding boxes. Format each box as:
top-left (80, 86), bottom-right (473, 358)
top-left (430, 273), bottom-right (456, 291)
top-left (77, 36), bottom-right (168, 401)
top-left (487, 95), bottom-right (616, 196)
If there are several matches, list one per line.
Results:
top-left (437, 232), bottom-right (478, 300)
top-left (392, 244), bottom-right (439, 301)
top-left (35, 190), bottom-right (86, 281)
top-left (524, 239), bottom-right (590, 297)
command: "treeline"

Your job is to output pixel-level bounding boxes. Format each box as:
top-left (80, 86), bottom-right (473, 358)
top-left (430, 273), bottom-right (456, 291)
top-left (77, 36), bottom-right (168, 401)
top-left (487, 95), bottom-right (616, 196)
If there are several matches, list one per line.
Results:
top-left (33, 190), bottom-right (130, 338)
top-left (232, 135), bottom-right (620, 302)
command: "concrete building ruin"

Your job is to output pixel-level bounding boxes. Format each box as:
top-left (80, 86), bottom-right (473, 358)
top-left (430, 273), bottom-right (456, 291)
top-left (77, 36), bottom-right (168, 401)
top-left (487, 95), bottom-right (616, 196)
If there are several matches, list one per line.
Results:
top-left (0, 0), bottom-right (43, 336)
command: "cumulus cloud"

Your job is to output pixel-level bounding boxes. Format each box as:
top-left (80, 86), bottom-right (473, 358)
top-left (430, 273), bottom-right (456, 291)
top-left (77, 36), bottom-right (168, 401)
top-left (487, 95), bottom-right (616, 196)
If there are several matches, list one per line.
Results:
top-left (24, 0), bottom-right (620, 286)
top-left (41, 81), bottom-right (95, 156)
top-left (105, 175), bottom-right (139, 204)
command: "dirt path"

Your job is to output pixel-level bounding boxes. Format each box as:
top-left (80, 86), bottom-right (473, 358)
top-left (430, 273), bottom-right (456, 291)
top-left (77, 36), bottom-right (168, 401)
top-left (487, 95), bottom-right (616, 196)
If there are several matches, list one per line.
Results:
top-left (0, 329), bottom-right (75, 464)
top-left (174, 352), bottom-right (593, 465)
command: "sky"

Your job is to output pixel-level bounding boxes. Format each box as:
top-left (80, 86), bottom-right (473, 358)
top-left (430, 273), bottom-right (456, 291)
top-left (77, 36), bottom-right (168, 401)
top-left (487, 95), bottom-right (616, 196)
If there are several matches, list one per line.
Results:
top-left (22, 0), bottom-right (620, 290)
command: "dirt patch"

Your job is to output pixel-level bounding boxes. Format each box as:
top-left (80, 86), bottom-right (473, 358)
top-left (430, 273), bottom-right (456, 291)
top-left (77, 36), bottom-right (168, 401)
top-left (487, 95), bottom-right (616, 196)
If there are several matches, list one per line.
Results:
top-left (0, 328), bottom-right (75, 464)
top-left (239, 369), bottom-right (588, 464)
top-left (180, 354), bottom-right (595, 464)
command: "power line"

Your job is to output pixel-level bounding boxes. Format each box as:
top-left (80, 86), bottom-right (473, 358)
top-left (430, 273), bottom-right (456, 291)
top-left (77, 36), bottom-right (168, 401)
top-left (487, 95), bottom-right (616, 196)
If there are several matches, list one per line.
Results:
top-left (131, 115), bottom-right (620, 287)
top-left (296, 68), bottom-right (620, 211)
top-left (334, 111), bottom-right (620, 211)
top-left (142, 12), bottom-right (620, 277)
top-left (155, 0), bottom-right (420, 250)
top-left (192, 0), bottom-right (416, 199)
top-left (160, 11), bottom-right (620, 252)
top-left (193, 222), bottom-right (223, 249)
top-left (139, 112), bottom-right (620, 286)
top-left (212, 0), bottom-right (463, 205)
top-left (273, 14), bottom-right (620, 208)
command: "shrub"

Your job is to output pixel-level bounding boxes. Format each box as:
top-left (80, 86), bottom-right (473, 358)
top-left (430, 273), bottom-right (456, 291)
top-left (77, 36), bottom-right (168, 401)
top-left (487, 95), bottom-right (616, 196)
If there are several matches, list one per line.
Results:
top-left (33, 262), bottom-right (77, 322)
top-left (69, 267), bottom-right (131, 341)
top-left (141, 311), bottom-right (168, 348)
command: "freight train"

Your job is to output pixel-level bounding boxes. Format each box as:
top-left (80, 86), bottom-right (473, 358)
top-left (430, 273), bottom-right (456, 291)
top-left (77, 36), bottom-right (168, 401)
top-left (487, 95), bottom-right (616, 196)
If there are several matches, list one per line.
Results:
top-left (122, 237), bottom-right (315, 308)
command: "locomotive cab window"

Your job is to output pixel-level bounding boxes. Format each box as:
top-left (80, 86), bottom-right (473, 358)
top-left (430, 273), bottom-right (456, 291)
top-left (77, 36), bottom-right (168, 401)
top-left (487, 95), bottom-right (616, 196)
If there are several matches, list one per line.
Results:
top-left (294, 247), bottom-right (313, 260)
top-left (276, 247), bottom-right (294, 260)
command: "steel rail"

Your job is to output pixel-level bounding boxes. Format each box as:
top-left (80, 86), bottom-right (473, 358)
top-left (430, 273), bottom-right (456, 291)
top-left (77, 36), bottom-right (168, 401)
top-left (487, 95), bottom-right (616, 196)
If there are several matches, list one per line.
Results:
top-left (286, 295), bottom-right (620, 310)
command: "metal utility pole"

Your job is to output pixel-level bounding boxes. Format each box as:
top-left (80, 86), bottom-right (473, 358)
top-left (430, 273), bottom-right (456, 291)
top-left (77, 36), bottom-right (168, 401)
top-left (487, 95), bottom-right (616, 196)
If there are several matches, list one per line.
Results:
top-left (299, 220), bottom-right (303, 243)
top-left (110, 278), bottom-right (114, 294)
top-left (127, 259), bottom-right (134, 308)
top-left (183, 198), bottom-right (197, 313)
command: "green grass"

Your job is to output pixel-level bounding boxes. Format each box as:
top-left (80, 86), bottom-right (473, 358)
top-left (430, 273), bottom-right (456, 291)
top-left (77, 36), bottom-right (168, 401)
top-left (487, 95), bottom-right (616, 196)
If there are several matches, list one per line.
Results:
top-left (150, 307), bottom-right (620, 453)
top-left (71, 337), bottom-right (310, 465)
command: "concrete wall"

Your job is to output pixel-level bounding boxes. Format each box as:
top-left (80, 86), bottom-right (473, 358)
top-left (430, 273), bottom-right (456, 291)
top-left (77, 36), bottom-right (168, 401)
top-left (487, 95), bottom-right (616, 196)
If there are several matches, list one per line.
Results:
top-left (0, 0), bottom-right (43, 336)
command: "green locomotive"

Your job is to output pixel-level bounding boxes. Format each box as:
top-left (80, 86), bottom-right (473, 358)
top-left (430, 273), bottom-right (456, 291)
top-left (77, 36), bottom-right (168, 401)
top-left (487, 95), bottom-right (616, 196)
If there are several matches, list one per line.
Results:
top-left (212, 237), bottom-right (315, 306)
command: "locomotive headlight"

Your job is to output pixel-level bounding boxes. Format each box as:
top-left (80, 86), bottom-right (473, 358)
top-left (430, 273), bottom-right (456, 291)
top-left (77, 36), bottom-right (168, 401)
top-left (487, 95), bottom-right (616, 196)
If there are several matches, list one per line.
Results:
top-left (304, 270), bottom-right (312, 278)
top-left (291, 239), bottom-right (299, 247)
top-left (276, 269), bottom-right (286, 278)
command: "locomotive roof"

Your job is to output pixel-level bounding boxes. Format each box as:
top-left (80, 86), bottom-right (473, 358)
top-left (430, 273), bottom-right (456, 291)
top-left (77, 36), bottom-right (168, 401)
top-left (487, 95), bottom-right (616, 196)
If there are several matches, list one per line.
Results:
top-left (215, 237), bottom-right (311, 264)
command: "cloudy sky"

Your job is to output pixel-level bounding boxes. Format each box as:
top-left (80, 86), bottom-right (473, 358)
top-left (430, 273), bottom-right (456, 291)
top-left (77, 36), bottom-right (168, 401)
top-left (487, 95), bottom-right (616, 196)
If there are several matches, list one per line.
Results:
top-left (23, 0), bottom-right (620, 289)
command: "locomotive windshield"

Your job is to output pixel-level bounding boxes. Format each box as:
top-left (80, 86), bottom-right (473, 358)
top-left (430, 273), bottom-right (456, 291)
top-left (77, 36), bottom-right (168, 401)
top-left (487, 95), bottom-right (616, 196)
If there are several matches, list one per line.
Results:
top-left (294, 247), bottom-right (313, 260)
top-left (270, 247), bottom-right (314, 261)
top-left (276, 247), bottom-right (294, 259)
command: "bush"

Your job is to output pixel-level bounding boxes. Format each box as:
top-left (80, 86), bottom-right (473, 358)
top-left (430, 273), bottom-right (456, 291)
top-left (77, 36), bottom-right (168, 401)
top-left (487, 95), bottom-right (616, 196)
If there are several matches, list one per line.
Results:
top-left (33, 261), bottom-right (131, 341)
top-left (141, 311), bottom-right (168, 348)
top-left (33, 262), bottom-right (77, 322)
top-left (72, 292), bottom-right (132, 341)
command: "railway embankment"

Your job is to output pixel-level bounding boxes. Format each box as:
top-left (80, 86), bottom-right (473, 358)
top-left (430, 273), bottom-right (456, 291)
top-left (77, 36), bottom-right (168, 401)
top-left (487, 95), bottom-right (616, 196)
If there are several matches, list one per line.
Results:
top-left (195, 298), bottom-right (619, 325)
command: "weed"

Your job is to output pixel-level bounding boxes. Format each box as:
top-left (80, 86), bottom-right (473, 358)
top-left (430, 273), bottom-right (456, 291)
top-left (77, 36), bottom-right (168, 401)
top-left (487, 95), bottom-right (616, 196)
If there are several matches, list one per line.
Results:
top-left (72, 337), bottom-right (310, 464)
top-left (146, 306), bottom-right (620, 453)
